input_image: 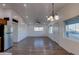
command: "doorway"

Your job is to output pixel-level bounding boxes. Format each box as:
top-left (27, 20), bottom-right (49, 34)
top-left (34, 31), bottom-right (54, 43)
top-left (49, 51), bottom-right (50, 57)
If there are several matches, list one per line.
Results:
top-left (0, 25), bottom-right (4, 52)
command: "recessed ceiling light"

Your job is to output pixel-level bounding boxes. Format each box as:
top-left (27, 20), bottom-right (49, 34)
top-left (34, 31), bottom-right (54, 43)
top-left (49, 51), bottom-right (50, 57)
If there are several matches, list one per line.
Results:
top-left (46, 16), bottom-right (48, 18)
top-left (29, 23), bottom-right (32, 25)
top-left (14, 16), bottom-right (16, 17)
top-left (14, 16), bottom-right (18, 18)
top-left (2, 4), bottom-right (6, 7)
top-left (24, 4), bottom-right (27, 7)
top-left (44, 23), bottom-right (45, 24)
top-left (26, 16), bottom-right (28, 18)
top-left (21, 23), bottom-right (25, 24)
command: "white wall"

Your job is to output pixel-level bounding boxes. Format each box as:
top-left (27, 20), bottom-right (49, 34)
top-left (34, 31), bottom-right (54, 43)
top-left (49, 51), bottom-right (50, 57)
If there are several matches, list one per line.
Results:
top-left (27, 24), bottom-right (48, 37)
top-left (12, 11), bottom-right (28, 42)
top-left (48, 4), bottom-right (79, 55)
top-left (6, 8), bottom-right (48, 42)
top-left (13, 23), bottom-right (18, 42)
top-left (18, 23), bottom-right (28, 42)
top-left (17, 23), bottom-right (48, 42)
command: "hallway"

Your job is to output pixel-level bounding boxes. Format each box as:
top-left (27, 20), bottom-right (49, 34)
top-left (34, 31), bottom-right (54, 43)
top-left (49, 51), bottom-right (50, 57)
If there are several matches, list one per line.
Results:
top-left (10, 37), bottom-right (71, 55)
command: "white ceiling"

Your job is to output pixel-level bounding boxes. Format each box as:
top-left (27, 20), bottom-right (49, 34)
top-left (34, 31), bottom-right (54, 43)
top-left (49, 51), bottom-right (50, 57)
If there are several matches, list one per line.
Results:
top-left (0, 3), bottom-right (68, 25)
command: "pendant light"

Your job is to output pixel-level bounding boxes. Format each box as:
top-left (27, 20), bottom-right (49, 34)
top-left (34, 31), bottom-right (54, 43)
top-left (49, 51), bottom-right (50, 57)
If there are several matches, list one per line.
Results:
top-left (47, 3), bottom-right (59, 21)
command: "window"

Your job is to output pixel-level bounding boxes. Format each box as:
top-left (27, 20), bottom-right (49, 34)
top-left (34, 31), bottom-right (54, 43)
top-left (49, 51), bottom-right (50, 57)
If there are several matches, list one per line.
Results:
top-left (75, 23), bottom-right (79, 32)
top-left (64, 16), bottom-right (79, 39)
top-left (34, 27), bottom-right (44, 31)
top-left (49, 26), bottom-right (53, 33)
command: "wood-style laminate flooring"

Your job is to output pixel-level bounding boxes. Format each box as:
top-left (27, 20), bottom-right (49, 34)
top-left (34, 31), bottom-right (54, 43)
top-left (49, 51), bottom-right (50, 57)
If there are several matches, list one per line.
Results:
top-left (6, 37), bottom-right (72, 55)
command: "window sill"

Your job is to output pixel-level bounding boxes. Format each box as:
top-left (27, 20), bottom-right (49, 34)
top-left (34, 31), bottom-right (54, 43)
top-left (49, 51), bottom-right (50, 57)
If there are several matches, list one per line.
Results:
top-left (64, 36), bottom-right (79, 43)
